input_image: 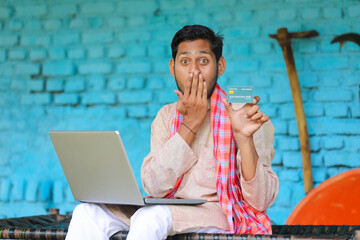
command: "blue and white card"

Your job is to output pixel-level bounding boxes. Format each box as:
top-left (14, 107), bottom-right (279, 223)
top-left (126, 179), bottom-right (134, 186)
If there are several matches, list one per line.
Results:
top-left (227, 86), bottom-right (254, 103)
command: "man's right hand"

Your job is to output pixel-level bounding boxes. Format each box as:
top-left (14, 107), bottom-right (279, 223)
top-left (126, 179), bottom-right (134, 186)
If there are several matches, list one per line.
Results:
top-left (174, 71), bottom-right (208, 136)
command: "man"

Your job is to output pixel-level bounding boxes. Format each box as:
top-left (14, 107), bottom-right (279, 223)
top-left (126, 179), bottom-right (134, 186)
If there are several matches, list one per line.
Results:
top-left (66, 25), bottom-right (279, 240)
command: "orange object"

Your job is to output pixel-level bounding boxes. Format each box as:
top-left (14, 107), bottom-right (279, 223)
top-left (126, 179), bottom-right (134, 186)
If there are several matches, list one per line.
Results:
top-left (286, 168), bottom-right (360, 225)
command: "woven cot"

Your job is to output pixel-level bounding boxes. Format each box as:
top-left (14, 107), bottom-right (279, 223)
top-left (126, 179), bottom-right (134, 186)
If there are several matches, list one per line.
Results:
top-left (0, 209), bottom-right (359, 240)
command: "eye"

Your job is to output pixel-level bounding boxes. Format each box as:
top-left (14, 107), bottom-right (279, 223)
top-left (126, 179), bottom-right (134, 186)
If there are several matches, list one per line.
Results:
top-left (199, 58), bottom-right (209, 64)
top-left (180, 59), bottom-right (189, 64)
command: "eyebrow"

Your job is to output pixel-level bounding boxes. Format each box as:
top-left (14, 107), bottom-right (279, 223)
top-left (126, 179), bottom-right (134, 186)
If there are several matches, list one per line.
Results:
top-left (178, 51), bottom-right (212, 56)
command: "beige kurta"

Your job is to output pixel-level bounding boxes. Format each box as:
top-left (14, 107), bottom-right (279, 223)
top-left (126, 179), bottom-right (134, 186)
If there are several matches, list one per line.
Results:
top-left (108, 102), bottom-right (279, 233)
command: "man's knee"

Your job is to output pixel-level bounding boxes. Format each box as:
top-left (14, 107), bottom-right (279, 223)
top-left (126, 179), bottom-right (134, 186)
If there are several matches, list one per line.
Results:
top-left (131, 205), bottom-right (171, 226)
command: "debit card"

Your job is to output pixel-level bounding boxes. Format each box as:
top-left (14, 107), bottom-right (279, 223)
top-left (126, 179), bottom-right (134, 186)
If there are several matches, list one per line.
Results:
top-left (227, 86), bottom-right (254, 103)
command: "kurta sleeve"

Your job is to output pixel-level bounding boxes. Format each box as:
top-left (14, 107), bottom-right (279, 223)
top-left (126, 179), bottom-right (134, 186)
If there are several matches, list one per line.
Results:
top-left (236, 120), bottom-right (279, 212)
top-left (141, 104), bottom-right (198, 197)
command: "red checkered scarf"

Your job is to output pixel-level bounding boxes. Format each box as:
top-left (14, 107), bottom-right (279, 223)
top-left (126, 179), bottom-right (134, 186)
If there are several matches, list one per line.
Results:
top-left (166, 84), bottom-right (272, 234)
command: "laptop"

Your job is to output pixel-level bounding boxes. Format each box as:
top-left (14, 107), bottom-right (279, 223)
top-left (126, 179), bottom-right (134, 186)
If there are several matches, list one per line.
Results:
top-left (49, 131), bottom-right (206, 206)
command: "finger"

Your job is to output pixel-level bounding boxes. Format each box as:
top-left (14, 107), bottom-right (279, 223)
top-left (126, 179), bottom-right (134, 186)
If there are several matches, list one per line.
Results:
top-left (184, 73), bottom-right (192, 99)
top-left (222, 97), bottom-right (232, 113)
top-left (247, 104), bottom-right (259, 117)
top-left (190, 71), bottom-right (199, 99)
top-left (203, 80), bottom-right (207, 102)
top-left (174, 90), bottom-right (183, 102)
top-left (260, 114), bottom-right (270, 123)
top-left (197, 73), bottom-right (204, 100)
top-left (253, 96), bottom-right (260, 104)
top-left (250, 110), bottom-right (263, 121)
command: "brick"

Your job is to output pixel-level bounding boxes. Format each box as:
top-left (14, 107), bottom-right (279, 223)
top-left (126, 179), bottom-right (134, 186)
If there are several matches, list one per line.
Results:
top-left (193, 13), bottom-right (210, 25)
top-left (276, 182), bottom-right (292, 207)
top-left (117, 31), bottom-right (151, 43)
top-left (303, 103), bottom-right (324, 117)
top-left (323, 137), bottom-right (344, 150)
top-left (160, 0), bottom-right (195, 10)
top-left (0, 7), bottom-right (12, 18)
top-left (253, 42), bottom-right (272, 54)
top-left (203, 0), bottom-right (236, 7)
top-left (302, 8), bottom-right (319, 19)
top-left (49, 48), bottom-right (65, 60)
top-left (65, 77), bottom-right (85, 92)
top-left (311, 153), bottom-right (323, 167)
top-left (348, 5), bottom-right (360, 17)
top-left (280, 169), bottom-right (301, 182)
top-left (107, 17), bottom-right (125, 28)
top-left (280, 104), bottom-right (296, 120)
top-left (231, 43), bottom-right (250, 55)
top-left (298, 41), bottom-right (317, 53)
top-left (324, 152), bottom-right (360, 168)
top-left (267, 207), bottom-right (290, 225)
top-left (350, 103), bottom-right (360, 118)
top-left (312, 168), bottom-right (327, 182)
top-left (128, 16), bottom-right (146, 27)
top-left (24, 19), bottom-right (41, 30)
top-left (0, 35), bottom-right (18, 46)
top-left (21, 93), bottom-right (51, 105)
top-left (81, 2), bottom-right (114, 14)
top-left (69, 18), bottom-right (83, 28)
top-left (68, 48), bottom-right (85, 59)
top-left (310, 57), bottom-right (349, 71)
top-left (51, 4), bottom-right (77, 16)
top-left (46, 79), bottom-right (64, 92)
top-left (270, 89), bottom-right (292, 103)
top-left (225, 26), bottom-right (260, 39)
top-left (308, 136), bottom-right (321, 152)
top-left (321, 40), bottom-right (340, 53)
top-left (82, 93), bottom-right (116, 105)
top-left (323, 7), bottom-right (342, 19)
top-left (147, 77), bottom-right (165, 90)
top-left (291, 183), bottom-right (306, 207)
top-left (53, 33), bottom-right (80, 46)
top-left (87, 75), bottom-right (105, 91)
top-left (0, 49), bottom-right (5, 62)
top-left (299, 74), bottom-right (318, 88)
top-left (344, 136), bottom-right (360, 152)
top-left (43, 61), bottom-right (74, 76)
top-left (7, 20), bottom-right (23, 31)
top-left (82, 31), bottom-right (113, 44)
top-left (263, 59), bottom-right (286, 72)
top-left (25, 180), bottom-right (38, 202)
top-left (226, 59), bottom-right (258, 72)
top-left (118, 91), bottom-right (152, 104)
top-left (89, 17), bottom-right (103, 28)
top-left (148, 45), bottom-right (166, 58)
top-left (324, 103), bottom-right (349, 117)
top-left (108, 77), bottom-right (126, 91)
top-left (127, 45), bottom-right (146, 57)
top-left (128, 106), bottom-right (148, 118)
top-left (116, 61), bottom-right (151, 73)
top-left (214, 12), bottom-right (233, 23)
top-left (0, 179), bottom-right (11, 202)
top-left (127, 76), bottom-right (145, 89)
top-left (283, 152), bottom-right (302, 168)
top-left (21, 35), bottom-right (50, 46)
top-left (16, 4), bottom-right (47, 17)
top-left (40, 180), bottom-right (52, 201)
top-left (12, 179), bottom-right (25, 201)
top-left (9, 49), bottom-right (26, 60)
top-left (277, 137), bottom-right (300, 151)
top-left (44, 19), bottom-right (61, 30)
top-left (327, 167), bottom-right (351, 178)
top-left (54, 94), bottom-right (79, 105)
top-left (308, 119), bottom-right (360, 135)
top-left (148, 103), bottom-right (163, 118)
top-left (30, 49), bottom-right (47, 61)
top-left (78, 62), bottom-right (112, 74)
top-left (278, 9), bottom-right (297, 21)
top-left (87, 47), bottom-right (104, 59)
top-left (314, 89), bottom-right (353, 102)
top-left (117, 1), bottom-right (157, 14)
top-left (53, 181), bottom-right (63, 204)
top-left (235, 11), bottom-right (253, 21)
top-left (28, 79), bottom-right (44, 92)
top-left (16, 63), bottom-right (40, 75)
top-left (108, 46), bottom-right (125, 58)
top-left (158, 90), bottom-right (177, 104)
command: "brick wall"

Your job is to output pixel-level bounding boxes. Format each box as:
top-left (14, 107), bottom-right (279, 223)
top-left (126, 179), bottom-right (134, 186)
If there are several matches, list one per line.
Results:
top-left (0, 0), bottom-right (359, 224)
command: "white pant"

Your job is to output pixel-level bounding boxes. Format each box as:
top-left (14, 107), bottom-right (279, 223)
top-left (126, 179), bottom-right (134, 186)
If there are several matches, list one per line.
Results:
top-left (66, 203), bottom-right (229, 240)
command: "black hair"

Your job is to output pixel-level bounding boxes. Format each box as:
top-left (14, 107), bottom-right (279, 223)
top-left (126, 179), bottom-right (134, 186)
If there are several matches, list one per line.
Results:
top-left (171, 25), bottom-right (224, 61)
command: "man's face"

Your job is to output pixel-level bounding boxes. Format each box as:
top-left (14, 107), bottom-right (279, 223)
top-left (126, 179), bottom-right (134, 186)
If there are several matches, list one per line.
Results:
top-left (169, 39), bottom-right (225, 99)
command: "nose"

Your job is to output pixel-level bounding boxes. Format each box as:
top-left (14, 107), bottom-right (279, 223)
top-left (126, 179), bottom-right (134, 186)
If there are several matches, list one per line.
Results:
top-left (189, 61), bottom-right (200, 74)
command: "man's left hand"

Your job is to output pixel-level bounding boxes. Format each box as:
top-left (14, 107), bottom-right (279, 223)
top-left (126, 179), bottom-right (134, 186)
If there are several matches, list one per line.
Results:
top-left (222, 96), bottom-right (269, 139)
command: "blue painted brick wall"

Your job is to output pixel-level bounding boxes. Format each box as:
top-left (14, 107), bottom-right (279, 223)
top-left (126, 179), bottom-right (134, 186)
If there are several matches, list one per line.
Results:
top-left (0, 0), bottom-right (359, 225)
